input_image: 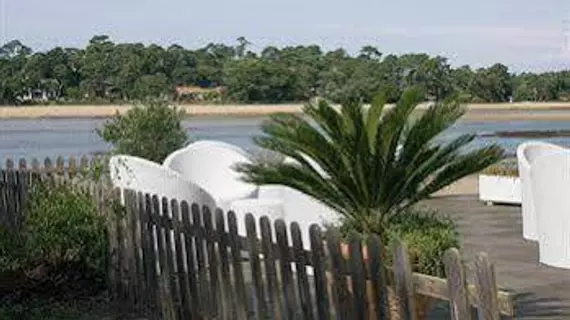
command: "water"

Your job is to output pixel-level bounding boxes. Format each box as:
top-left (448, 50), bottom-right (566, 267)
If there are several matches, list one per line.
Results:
top-left (2, 115), bottom-right (570, 163)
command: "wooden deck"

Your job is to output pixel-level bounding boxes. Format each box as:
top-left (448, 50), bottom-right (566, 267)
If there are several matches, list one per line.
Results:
top-left (423, 195), bottom-right (570, 319)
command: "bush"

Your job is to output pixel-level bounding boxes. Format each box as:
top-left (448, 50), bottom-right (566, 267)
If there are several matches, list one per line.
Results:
top-left (0, 179), bottom-right (110, 307)
top-left (23, 181), bottom-right (109, 278)
top-left (339, 207), bottom-right (459, 277)
top-left (481, 158), bottom-right (518, 176)
top-left (0, 225), bottom-right (24, 272)
top-left (97, 99), bottom-right (188, 163)
top-left (385, 208), bottom-right (459, 277)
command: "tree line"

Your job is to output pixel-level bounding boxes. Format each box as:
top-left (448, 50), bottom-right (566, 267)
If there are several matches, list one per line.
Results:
top-left (0, 35), bottom-right (568, 105)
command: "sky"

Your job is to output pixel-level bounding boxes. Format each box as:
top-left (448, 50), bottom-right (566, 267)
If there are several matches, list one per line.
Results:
top-left (2, 0), bottom-right (570, 72)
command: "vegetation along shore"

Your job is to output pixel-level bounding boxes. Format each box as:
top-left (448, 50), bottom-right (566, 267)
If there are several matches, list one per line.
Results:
top-left (1, 35), bottom-right (570, 107)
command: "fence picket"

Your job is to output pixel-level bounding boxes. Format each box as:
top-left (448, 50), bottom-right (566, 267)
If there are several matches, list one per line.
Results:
top-left (275, 219), bottom-right (298, 320)
top-left (159, 265), bottom-right (176, 320)
top-left (309, 225), bottom-right (330, 320)
top-left (215, 209), bottom-right (233, 319)
top-left (142, 193), bottom-right (159, 316)
top-left (55, 156), bottom-right (65, 175)
top-left (394, 240), bottom-right (417, 320)
top-left (136, 192), bottom-right (150, 313)
top-left (290, 222), bottom-right (314, 320)
top-left (203, 206), bottom-right (221, 319)
top-left (365, 235), bottom-right (388, 320)
top-left (43, 157), bottom-right (53, 174)
top-left (161, 197), bottom-right (180, 319)
top-left (124, 189), bottom-right (139, 311)
top-left (246, 213), bottom-right (267, 319)
top-left (151, 195), bottom-right (169, 316)
top-left (260, 216), bottom-right (281, 319)
top-left (106, 188), bottom-right (121, 302)
top-left (17, 158), bottom-right (26, 170)
top-left (4, 169), bottom-right (17, 231)
top-left (348, 235), bottom-right (367, 320)
top-left (0, 171), bottom-right (7, 230)
top-left (171, 199), bottom-right (191, 320)
top-left (192, 203), bottom-right (212, 317)
top-left (31, 158), bottom-right (40, 173)
top-left (325, 228), bottom-right (351, 320)
top-left (475, 253), bottom-right (500, 320)
top-left (5, 158), bottom-right (14, 170)
top-left (68, 156), bottom-right (77, 178)
top-left (444, 248), bottom-right (472, 320)
top-left (181, 201), bottom-right (201, 319)
top-left (80, 155), bottom-right (89, 174)
top-left (228, 210), bottom-right (251, 319)
top-left (132, 192), bottom-right (145, 314)
top-left (116, 189), bottom-right (128, 312)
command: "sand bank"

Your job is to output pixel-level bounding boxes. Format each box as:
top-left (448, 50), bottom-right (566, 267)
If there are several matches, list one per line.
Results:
top-left (0, 104), bottom-right (303, 119)
top-left (2, 102), bottom-right (570, 120)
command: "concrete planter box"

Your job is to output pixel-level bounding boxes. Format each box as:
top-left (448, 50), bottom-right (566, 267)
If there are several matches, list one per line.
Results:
top-left (478, 175), bottom-right (521, 205)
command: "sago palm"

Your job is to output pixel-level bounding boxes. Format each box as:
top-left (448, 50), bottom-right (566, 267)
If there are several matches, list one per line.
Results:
top-left (238, 87), bottom-right (504, 235)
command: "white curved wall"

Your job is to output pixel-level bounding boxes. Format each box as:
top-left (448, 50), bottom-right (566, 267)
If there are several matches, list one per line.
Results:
top-left (258, 185), bottom-right (339, 249)
top-left (163, 140), bottom-right (258, 208)
top-left (228, 198), bottom-right (285, 237)
top-left (531, 149), bottom-right (570, 269)
top-left (517, 141), bottom-right (566, 241)
top-left (109, 155), bottom-right (217, 210)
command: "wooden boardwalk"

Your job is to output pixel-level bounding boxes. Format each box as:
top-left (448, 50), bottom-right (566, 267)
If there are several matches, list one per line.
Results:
top-left (424, 195), bottom-right (570, 319)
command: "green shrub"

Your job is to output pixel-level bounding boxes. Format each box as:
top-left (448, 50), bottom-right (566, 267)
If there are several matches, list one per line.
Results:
top-left (23, 181), bottom-right (108, 278)
top-left (0, 225), bottom-right (25, 272)
top-left (339, 207), bottom-right (459, 277)
top-left (0, 180), bottom-right (110, 285)
top-left (0, 180), bottom-right (116, 318)
top-left (481, 158), bottom-right (518, 176)
top-left (97, 99), bottom-right (188, 163)
top-left (385, 208), bottom-right (459, 277)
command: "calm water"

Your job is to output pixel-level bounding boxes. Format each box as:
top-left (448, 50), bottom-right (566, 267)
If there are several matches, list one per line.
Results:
top-left (2, 114), bottom-right (570, 163)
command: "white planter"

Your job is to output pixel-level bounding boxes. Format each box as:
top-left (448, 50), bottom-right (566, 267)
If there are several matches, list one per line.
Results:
top-left (478, 175), bottom-right (521, 205)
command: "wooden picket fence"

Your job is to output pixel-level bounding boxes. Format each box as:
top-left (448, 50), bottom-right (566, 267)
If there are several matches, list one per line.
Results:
top-left (0, 160), bottom-right (518, 319)
top-left (109, 189), bottom-right (517, 320)
top-left (0, 158), bottom-right (110, 231)
top-left (1, 155), bottom-right (110, 178)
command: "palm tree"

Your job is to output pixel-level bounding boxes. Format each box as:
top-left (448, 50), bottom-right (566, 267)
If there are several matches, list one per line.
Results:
top-left (238, 87), bottom-right (504, 235)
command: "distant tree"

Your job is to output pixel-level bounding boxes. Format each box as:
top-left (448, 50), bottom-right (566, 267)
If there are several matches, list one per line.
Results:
top-left (0, 35), bottom-right (569, 105)
top-left (0, 40), bottom-right (32, 58)
top-left (235, 37), bottom-right (252, 59)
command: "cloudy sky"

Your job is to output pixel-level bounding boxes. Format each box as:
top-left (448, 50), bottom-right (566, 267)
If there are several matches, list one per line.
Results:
top-left (2, 0), bottom-right (570, 72)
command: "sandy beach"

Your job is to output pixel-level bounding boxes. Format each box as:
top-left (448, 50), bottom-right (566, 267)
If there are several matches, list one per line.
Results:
top-left (2, 102), bottom-right (570, 120)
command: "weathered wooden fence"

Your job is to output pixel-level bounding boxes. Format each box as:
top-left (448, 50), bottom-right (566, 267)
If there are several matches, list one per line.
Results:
top-left (0, 160), bottom-right (517, 319)
top-left (109, 189), bottom-right (516, 320)
top-left (0, 157), bottom-right (109, 231)
top-left (0, 155), bottom-right (110, 176)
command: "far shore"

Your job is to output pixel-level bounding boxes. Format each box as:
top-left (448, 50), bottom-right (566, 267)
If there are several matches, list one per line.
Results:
top-left (3, 102), bottom-right (570, 120)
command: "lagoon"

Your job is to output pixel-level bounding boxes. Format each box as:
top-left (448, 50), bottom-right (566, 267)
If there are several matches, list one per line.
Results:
top-left (2, 115), bottom-right (570, 163)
